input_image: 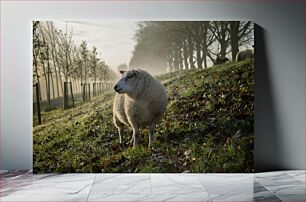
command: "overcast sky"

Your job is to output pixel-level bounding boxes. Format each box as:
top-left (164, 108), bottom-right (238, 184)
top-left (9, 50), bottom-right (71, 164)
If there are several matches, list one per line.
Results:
top-left (53, 21), bottom-right (138, 70)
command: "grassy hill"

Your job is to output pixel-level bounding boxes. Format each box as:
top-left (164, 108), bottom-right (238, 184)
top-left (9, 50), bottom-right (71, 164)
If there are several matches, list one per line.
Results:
top-left (33, 60), bottom-right (254, 173)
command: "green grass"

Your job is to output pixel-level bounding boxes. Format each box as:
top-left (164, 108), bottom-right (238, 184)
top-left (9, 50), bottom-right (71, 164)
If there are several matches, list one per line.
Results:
top-left (33, 60), bottom-right (254, 173)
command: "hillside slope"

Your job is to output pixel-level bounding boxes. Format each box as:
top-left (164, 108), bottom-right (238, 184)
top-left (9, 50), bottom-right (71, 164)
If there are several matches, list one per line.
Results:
top-left (33, 60), bottom-right (254, 173)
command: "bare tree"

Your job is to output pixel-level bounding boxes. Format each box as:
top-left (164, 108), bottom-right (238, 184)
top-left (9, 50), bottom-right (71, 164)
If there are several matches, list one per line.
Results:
top-left (33, 21), bottom-right (43, 101)
top-left (209, 21), bottom-right (230, 58)
top-left (229, 21), bottom-right (253, 60)
top-left (80, 41), bottom-right (89, 84)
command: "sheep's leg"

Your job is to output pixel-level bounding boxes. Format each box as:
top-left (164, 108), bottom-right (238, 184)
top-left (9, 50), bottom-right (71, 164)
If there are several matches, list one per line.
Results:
top-left (118, 127), bottom-right (124, 145)
top-left (127, 117), bottom-right (139, 148)
top-left (114, 116), bottom-right (124, 145)
top-left (129, 135), bottom-right (134, 145)
top-left (149, 123), bottom-right (156, 147)
top-left (130, 124), bottom-right (139, 148)
top-left (132, 127), bottom-right (139, 148)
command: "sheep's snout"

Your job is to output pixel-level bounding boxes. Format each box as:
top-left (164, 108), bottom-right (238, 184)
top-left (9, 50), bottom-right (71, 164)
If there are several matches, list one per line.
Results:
top-left (114, 84), bottom-right (122, 93)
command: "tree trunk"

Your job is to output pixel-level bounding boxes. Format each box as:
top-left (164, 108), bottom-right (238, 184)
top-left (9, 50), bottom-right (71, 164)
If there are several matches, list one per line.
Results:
top-left (187, 33), bottom-right (195, 69)
top-left (202, 23), bottom-right (208, 69)
top-left (84, 59), bottom-right (87, 84)
top-left (65, 47), bottom-right (69, 82)
top-left (34, 83), bottom-right (41, 124)
top-left (80, 64), bottom-right (83, 86)
top-left (51, 56), bottom-right (60, 97)
top-left (33, 54), bottom-right (42, 102)
top-left (203, 55), bottom-right (207, 68)
top-left (49, 23), bottom-right (64, 96)
top-left (50, 71), bottom-right (55, 99)
top-left (173, 46), bottom-right (179, 71)
top-left (230, 21), bottom-right (240, 61)
top-left (48, 23), bottom-right (60, 97)
top-left (183, 40), bottom-right (189, 69)
top-left (41, 59), bottom-right (49, 102)
top-left (219, 22), bottom-right (228, 58)
top-left (196, 43), bottom-right (203, 69)
top-left (46, 45), bottom-right (51, 107)
top-left (177, 45), bottom-right (183, 70)
top-left (94, 66), bottom-right (97, 83)
top-left (53, 42), bottom-right (64, 96)
top-left (167, 51), bottom-right (174, 72)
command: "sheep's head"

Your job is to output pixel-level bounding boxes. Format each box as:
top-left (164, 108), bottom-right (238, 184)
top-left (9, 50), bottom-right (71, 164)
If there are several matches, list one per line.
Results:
top-left (114, 69), bottom-right (141, 94)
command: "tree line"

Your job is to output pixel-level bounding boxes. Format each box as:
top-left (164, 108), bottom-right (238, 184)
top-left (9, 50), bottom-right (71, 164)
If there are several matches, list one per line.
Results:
top-left (129, 21), bottom-right (253, 74)
top-left (33, 21), bottom-right (116, 103)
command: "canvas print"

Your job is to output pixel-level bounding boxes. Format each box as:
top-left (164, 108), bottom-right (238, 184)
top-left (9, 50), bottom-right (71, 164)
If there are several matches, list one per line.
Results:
top-left (33, 21), bottom-right (254, 173)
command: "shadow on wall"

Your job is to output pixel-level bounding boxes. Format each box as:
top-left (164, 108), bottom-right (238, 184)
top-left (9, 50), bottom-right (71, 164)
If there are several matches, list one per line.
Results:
top-left (254, 24), bottom-right (283, 172)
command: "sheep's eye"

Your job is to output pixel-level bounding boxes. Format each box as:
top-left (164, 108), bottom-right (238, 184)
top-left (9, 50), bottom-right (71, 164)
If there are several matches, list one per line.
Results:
top-left (125, 75), bottom-right (133, 81)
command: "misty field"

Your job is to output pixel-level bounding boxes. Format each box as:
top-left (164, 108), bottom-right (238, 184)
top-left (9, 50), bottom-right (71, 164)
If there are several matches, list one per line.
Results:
top-left (33, 60), bottom-right (254, 173)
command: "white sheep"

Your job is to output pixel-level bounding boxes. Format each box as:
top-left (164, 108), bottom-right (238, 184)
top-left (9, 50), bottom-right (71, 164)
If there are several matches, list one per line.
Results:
top-left (236, 49), bottom-right (254, 62)
top-left (113, 69), bottom-right (168, 148)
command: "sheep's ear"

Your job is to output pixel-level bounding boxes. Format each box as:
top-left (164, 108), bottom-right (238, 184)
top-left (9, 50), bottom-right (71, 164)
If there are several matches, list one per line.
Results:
top-left (132, 69), bottom-right (140, 75)
top-left (119, 70), bottom-right (126, 75)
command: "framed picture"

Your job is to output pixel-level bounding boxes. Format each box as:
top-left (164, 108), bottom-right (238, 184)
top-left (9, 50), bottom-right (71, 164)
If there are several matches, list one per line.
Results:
top-left (33, 21), bottom-right (254, 173)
